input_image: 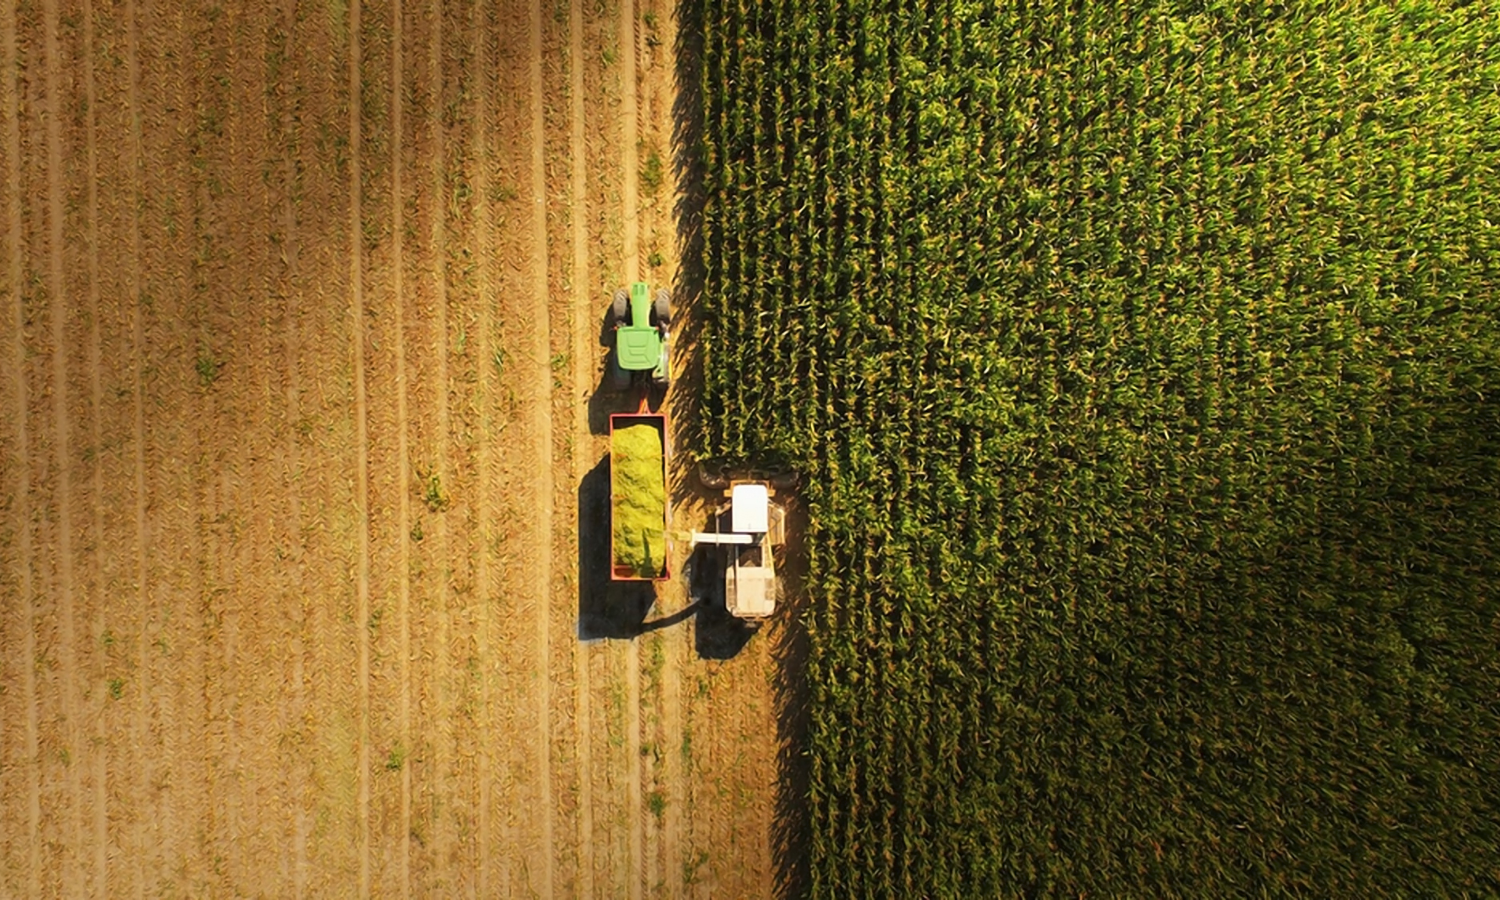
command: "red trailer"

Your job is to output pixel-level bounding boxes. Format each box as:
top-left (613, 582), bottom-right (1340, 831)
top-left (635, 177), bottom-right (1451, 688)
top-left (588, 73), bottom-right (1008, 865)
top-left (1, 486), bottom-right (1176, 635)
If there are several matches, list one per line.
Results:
top-left (609, 408), bottom-right (670, 581)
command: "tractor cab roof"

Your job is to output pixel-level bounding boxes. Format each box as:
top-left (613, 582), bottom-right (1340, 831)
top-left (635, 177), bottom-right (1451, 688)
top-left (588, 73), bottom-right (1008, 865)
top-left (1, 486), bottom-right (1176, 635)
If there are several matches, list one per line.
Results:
top-left (616, 325), bottom-right (661, 371)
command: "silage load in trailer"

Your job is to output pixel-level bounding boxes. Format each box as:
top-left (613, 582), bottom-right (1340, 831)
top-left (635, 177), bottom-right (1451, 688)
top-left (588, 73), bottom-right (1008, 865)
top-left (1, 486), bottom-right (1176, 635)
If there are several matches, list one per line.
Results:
top-left (611, 423), bottom-right (667, 578)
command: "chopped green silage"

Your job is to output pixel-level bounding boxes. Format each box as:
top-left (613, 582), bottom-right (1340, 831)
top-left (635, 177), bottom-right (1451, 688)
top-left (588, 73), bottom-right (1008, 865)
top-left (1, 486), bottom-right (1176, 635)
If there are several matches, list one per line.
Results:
top-left (611, 423), bottom-right (666, 577)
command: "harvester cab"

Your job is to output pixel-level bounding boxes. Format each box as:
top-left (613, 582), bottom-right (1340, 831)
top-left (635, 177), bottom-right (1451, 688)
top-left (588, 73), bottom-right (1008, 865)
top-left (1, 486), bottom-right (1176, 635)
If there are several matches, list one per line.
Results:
top-left (609, 281), bottom-right (670, 391)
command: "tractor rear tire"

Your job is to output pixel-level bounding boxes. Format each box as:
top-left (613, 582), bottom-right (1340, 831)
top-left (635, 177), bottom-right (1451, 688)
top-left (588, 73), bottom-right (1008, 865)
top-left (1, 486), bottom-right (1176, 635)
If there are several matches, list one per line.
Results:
top-left (652, 336), bottom-right (671, 390)
top-left (611, 288), bottom-right (629, 325)
top-left (653, 288), bottom-right (671, 326)
top-left (606, 354), bottom-right (632, 392)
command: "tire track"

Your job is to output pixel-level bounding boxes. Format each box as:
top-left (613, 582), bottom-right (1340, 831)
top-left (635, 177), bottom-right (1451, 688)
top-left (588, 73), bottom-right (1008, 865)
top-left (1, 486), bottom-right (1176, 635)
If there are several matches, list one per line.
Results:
top-left (122, 1), bottom-right (145, 895)
top-left (80, 0), bottom-right (109, 892)
top-left (266, 1), bottom-right (309, 892)
top-left (181, 10), bottom-right (215, 887)
top-left (41, 0), bottom-right (85, 892)
top-left (424, 1), bottom-right (455, 887)
top-left (2, 0), bottom-right (40, 893)
top-left (525, 0), bottom-right (556, 894)
top-left (469, 1), bottom-right (495, 892)
top-left (578, 2), bottom-right (627, 888)
top-left (186, 9), bottom-right (236, 888)
top-left (227, 2), bottom-right (273, 888)
top-left (138, 7), bottom-right (199, 885)
top-left (210, 4), bottom-right (238, 884)
top-left (638, 0), bottom-right (685, 889)
top-left (567, 0), bottom-right (595, 892)
top-left (296, 7), bottom-right (357, 890)
top-left (193, 7), bottom-right (240, 891)
top-left (346, 0), bottom-right (372, 892)
top-left (389, 0), bottom-right (411, 894)
top-left (279, 102), bottom-right (311, 900)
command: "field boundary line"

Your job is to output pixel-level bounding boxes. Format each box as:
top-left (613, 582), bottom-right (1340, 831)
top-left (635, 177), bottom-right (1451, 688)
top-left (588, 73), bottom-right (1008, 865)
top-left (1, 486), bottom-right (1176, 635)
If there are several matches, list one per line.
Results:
top-left (347, 0), bottom-right (372, 893)
top-left (389, 0), bottom-right (411, 894)
top-left (42, 0), bottom-right (86, 892)
top-left (526, 0), bottom-right (556, 894)
top-left (81, 0), bottom-right (110, 891)
top-left (567, 0), bottom-right (594, 892)
top-left (2, 0), bottom-right (41, 892)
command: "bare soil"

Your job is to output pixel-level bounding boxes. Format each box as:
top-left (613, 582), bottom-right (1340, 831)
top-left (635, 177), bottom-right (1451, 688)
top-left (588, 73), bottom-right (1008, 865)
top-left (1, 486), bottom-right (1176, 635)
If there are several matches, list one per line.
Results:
top-left (0, 0), bottom-right (788, 896)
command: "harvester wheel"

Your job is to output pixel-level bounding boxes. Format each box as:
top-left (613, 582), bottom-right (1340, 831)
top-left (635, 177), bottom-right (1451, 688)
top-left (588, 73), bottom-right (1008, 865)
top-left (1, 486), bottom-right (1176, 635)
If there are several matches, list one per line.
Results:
top-left (771, 471), bottom-right (798, 491)
top-left (697, 462), bottom-right (729, 491)
top-left (611, 288), bottom-right (629, 325)
top-left (653, 288), bottom-right (671, 326)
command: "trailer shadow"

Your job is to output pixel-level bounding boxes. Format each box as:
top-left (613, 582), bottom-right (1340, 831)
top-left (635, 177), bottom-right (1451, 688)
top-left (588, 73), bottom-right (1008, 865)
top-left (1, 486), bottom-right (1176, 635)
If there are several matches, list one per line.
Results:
top-left (577, 457), bottom-right (657, 640)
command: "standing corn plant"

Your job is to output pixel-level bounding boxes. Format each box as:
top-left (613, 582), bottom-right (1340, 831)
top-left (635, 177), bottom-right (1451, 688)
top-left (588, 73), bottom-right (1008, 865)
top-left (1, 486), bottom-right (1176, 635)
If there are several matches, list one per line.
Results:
top-left (692, 0), bottom-right (1500, 895)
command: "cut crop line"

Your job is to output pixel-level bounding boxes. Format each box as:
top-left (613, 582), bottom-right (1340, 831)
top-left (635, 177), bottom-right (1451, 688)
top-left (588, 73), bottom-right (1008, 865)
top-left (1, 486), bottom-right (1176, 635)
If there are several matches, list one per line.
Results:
top-left (568, 0), bottom-right (594, 892)
top-left (2, 0), bottom-right (41, 893)
top-left (526, 0), bottom-right (556, 895)
top-left (470, 2), bottom-right (494, 894)
top-left (347, 0), bottom-right (372, 894)
top-left (389, 0), bottom-right (410, 895)
top-left (42, 0), bottom-right (86, 893)
top-left (122, 0), bottom-right (145, 895)
top-left (82, 0), bottom-right (109, 891)
top-left (426, 0), bottom-right (455, 880)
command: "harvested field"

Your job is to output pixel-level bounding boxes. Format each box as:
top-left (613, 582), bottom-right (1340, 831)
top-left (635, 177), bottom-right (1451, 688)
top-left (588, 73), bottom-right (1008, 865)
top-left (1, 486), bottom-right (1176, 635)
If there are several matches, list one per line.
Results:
top-left (0, 0), bottom-right (783, 896)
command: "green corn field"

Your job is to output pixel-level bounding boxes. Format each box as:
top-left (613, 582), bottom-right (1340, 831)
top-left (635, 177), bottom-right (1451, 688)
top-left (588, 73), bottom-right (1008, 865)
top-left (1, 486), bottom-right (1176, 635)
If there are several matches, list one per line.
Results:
top-left (690, 0), bottom-right (1500, 894)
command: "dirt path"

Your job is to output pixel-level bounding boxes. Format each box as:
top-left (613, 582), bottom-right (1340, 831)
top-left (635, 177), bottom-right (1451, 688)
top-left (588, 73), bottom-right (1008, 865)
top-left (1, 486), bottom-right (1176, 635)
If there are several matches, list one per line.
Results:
top-left (0, 1), bottom-right (787, 896)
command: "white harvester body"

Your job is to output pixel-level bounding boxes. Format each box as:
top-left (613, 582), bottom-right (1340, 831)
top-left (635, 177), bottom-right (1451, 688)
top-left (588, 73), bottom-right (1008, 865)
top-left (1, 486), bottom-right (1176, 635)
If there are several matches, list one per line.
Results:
top-left (690, 483), bottom-right (784, 621)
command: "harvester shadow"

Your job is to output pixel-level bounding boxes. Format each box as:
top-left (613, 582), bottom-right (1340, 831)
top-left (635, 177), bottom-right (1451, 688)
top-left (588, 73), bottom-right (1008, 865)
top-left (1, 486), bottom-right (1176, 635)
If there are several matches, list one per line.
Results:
top-left (577, 457), bottom-right (655, 640)
top-left (684, 543), bottom-right (756, 659)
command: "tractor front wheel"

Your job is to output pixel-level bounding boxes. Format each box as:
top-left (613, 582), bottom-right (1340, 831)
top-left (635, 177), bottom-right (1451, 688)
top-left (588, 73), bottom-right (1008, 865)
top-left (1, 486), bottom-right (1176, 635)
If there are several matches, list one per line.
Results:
top-left (611, 288), bottom-right (629, 325)
top-left (653, 288), bottom-right (671, 326)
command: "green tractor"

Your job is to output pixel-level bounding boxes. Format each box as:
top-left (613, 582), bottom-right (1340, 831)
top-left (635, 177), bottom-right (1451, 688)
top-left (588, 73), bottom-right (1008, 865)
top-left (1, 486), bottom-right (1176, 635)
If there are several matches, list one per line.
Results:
top-left (608, 281), bottom-right (671, 391)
